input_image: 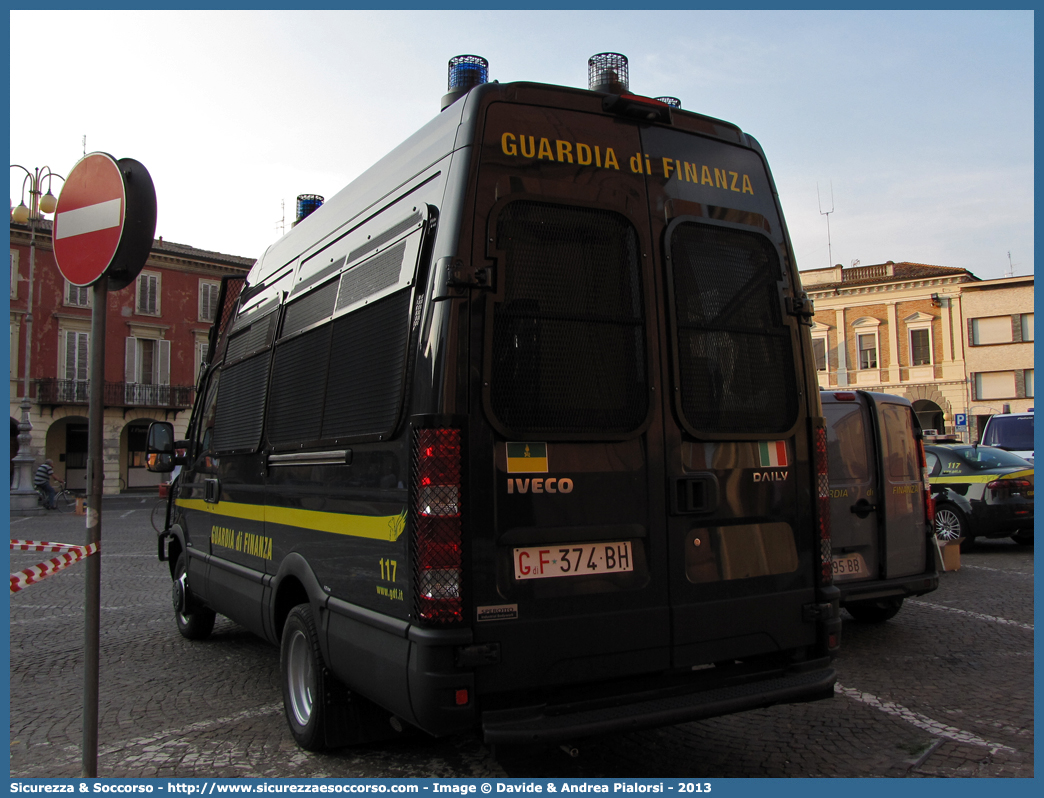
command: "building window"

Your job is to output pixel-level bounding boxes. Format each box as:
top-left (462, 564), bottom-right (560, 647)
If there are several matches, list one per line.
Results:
top-left (974, 371), bottom-right (1017, 401)
top-left (66, 281), bottom-right (91, 307)
top-left (125, 336), bottom-right (171, 404)
top-left (11, 249), bottom-right (18, 299)
top-left (858, 333), bottom-right (878, 369)
top-left (199, 280), bottom-right (220, 322)
top-left (195, 340), bottom-right (209, 382)
top-left (812, 337), bottom-right (828, 371)
top-left (136, 272), bottom-right (161, 316)
top-left (970, 315), bottom-right (1013, 345)
top-left (1025, 369), bottom-right (1034, 398)
top-left (10, 320), bottom-right (19, 377)
top-left (62, 330), bottom-right (91, 402)
top-left (1021, 313), bottom-right (1034, 342)
top-left (910, 328), bottom-right (931, 365)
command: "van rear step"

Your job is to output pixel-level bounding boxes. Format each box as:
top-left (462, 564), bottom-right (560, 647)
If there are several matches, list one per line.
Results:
top-left (481, 667), bottom-right (836, 744)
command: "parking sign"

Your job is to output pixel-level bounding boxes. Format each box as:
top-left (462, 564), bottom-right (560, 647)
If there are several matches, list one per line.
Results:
top-left (955, 413), bottom-right (968, 429)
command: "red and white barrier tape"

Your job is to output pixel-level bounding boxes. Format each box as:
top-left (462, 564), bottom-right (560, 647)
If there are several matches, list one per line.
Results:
top-left (10, 539), bottom-right (85, 554)
top-left (10, 540), bottom-right (100, 593)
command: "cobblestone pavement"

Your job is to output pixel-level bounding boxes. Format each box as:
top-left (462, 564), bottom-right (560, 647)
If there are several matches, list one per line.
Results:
top-left (9, 498), bottom-right (1033, 778)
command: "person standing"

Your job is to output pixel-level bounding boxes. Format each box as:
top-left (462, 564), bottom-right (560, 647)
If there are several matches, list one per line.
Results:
top-left (34, 458), bottom-right (57, 509)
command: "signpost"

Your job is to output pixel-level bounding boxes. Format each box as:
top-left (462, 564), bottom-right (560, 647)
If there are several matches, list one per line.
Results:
top-left (955, 413), bottom-right (968, 430)
top-left (53, 152), bottom-right (156, 778)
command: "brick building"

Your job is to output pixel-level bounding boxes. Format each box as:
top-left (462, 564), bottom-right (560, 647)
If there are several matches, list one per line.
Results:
top-left (959, 275), bottom-right (1034, 439)
top-left (800, 261), bottom-right (980, 434)
top-left (10, 217), bottom-right (253, 494)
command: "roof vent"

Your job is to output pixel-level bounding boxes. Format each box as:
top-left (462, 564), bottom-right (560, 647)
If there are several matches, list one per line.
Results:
top-left (655, 96), bottom-right (681, 108)
top-left (442, 55), bottom-right (489, 111)
top-left (588, 52), bottom-right (629, 94)
top-left (294, 194), bottom-right (324, 226)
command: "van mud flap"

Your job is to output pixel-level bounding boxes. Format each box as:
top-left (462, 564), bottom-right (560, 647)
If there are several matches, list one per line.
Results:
top-left (480, 667), bottom-right (836, 744)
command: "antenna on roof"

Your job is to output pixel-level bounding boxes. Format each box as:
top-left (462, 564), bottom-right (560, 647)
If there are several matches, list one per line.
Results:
top-left (1005, 250), bottom-right (1017, 277)
top-left (276, 199), bottom-right (285, 236)
top-left (817, 182), bottom-right (835, 269)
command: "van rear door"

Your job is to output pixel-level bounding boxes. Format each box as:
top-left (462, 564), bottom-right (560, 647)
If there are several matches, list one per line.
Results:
top-left (863, 392), bottom-right (927, 577)
top-left (823, 392), bottom-right (881, 582)
top-left (469, 97), bottom-right (671, 691)
top-left (640, 123), bottom-right (820, 666)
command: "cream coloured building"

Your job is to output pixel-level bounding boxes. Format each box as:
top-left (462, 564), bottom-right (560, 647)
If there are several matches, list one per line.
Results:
top-left (800, 261), bottom-right (980, 435)
top-left (959, 275), bottom-right (1034, 439)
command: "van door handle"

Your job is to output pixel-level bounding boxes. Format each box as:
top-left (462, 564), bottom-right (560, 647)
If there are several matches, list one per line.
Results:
top-left (850, 498), bottom-right (876, 519)
top-left (204, 478), bottom-right (220, 504)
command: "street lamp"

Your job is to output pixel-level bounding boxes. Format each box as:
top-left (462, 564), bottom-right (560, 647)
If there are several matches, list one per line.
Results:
top-left (10, 164), bottom-right (64, 512)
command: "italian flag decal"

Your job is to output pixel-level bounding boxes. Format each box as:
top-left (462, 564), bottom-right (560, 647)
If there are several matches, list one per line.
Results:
top-left (759, 441), bottom-right (789, 468)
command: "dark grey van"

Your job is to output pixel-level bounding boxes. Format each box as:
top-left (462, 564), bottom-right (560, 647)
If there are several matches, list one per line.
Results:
top-left (821, 390), bottom-right (938, 622)
top-left (147, 54), bottom-right (842, 751)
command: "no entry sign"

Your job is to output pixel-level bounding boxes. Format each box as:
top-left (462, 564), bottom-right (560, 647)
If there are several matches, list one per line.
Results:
top-left (53, 152), bottom-right (156, 291)
top-left (53, 153), bottom-right (125, 286)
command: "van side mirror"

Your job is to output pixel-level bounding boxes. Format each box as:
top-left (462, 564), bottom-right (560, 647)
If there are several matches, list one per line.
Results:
top-left (146, 422), bottom-right (176, 473)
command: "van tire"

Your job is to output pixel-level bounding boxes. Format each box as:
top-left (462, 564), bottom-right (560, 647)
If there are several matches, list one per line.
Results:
top-left (846, 597), bottom-right (903, 623)
top-left (173, 554), bottom-right (215, 640)
top-left (281, 603), bottom-right (333, 751)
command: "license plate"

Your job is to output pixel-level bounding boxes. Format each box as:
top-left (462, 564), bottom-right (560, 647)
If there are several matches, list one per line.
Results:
top-left (831, 552), bottom-right (868, 581)
top-left (513, 542), bottom-right (634, 580)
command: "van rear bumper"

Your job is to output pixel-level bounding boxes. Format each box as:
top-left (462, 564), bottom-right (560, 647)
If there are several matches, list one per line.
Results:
top-left (480, 666), bottom-right (835, 744)
top-left (837, 571), bottom-right (939, 605)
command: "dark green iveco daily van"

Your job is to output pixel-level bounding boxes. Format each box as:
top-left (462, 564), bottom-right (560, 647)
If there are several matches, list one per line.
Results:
top-left (147, 53), bottom-right (841, 751)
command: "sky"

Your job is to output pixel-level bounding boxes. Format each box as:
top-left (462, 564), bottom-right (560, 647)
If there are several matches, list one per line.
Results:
top-left (9, 9), bottom-right (1034, 281)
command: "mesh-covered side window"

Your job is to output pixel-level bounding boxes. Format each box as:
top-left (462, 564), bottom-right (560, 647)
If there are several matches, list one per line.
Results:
top-left (226, 311), bottom-right (275, 363)
top-left (282, 280), bottom-right (338, 338)
top-left (323, 290), bottom-right (412, 439)
top-left (489, 201), bottom-right (647, 435)
top-left (669, 223), bottom-right (797, 434)
top-left (212, 352), bottom-right (271, 453)
top-left (336, 240), bottom-right (408, 312)
top-left (267, 325), bottom-right (332, 445)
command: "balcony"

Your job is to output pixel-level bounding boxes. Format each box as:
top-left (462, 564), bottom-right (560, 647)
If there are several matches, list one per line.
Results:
top-left (37, 379), bottom-right (195, 410)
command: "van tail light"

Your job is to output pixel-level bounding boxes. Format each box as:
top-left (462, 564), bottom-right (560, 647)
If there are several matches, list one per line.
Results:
top-left (812, 424), bottom-right (832, 586)
top-left (411, 428), bottom-right (463, 624)
top-left (916, 438), bottom-right (935, 529)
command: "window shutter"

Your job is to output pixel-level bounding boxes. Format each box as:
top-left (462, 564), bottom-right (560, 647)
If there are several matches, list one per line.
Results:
top-left (1011, 315), bottom-right (1023, 343)
top-left (158, 339), bottom-right (171, 385)
top-left (76, 333), bottom-right (89, 381)
top-left (125, 337), bottom-right (138, 383)
top-left (66, 331), bottom-right (76, 381)
top-left (201, 283), bottom-right (216, 321)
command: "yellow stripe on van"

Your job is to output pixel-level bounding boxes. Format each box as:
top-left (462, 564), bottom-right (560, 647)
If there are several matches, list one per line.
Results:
top-left (175, 499), bottom-right (406, 542)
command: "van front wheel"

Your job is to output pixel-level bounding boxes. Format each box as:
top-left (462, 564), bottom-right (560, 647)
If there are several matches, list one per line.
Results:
top-left (281, 603), bottom-right (331, 751)
top-left (846, 597), bottom-right (903, 623)
top-left (173, 554), bottom-right (215, 640)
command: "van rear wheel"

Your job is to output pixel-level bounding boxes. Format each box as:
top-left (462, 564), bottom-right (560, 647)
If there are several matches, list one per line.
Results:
top-left (281, 603), bottom-right (328, 751)
top-left (846, 597), bottom-right (903, 623)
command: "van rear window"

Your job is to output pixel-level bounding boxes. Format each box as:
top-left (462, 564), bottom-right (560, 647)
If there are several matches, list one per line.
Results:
top-left (488, 201), bottom-right (647, 435)
top-left (667, 222), bottom-right (797, 435)
top-left (824, 402), bottom-right (870, 483)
